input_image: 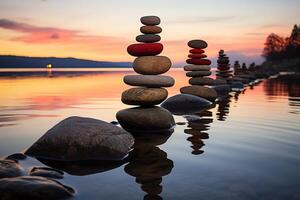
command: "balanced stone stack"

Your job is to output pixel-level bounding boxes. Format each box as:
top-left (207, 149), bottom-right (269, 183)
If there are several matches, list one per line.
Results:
top-left (216, 50), bottom-right (233, 81)
top-left (117, 16), bottom-right (175, 134)
top-left (180, 40), bottom-right (217, 102)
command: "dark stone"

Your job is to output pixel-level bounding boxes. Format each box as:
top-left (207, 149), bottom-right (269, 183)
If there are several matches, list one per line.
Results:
top-left (0, 159), bottom-right (25, 178)
top-left (116, 106), bottom-right (175, 134)
top-left (187, 40), bottom-right (208, 49)
top-left (5, 153), bottom-right (27, 162)
top-left (140, 16), bottom-right (161, 25)
top-left (25, 116), bottom-right (134, 161)
top-left (161, 94), bottom-right (212, 115)
top-left (30, 167), bottom-right (64, 179)
top-left (110, 121), bottom-right (119, 125)
top-left (136, 34), bottom-right (161, 43)
top-left (0, 176), bottom-right (74, 200)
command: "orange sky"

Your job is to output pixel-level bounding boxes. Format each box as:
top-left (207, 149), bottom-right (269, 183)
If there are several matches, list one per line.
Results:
top-left (0, 0), bottom-right (299, 65)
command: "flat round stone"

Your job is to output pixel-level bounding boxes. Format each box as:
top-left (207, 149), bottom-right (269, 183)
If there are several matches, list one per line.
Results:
top-left (217, 58), bottom-right (230, 64)
top-left (180, 86), bottom-right (217, 101)
top-left (121, 88), bottom-right (168, 106)
top-left (189, 77), bottom-right (215, 85)
top-left (124, 75), bottom-right (174, 87)
top-left (133, 56), bottom-right (172, 75)
top-left (184, 65), bottom-right (211, 71)
top-left (127, 43), bottom-right (163, 57)
top-left (116, 106), bottom-right (175, 133)
top-left (189, 49), bottom-right (205, 54)
top-left (186, 59), bottom-right (211, 65)
top-left (188, 54), bottom-right (207, 59)
top-left (186, 71), bottom-right (212, 77)
top-left (140, 16), bottom-right (161, 25)
top-left (188, 40), bottom-right (208, 49)
top-left (136, 34), bottom-right (161, 43)
top-left (140, 26), bottom-right (162, 34)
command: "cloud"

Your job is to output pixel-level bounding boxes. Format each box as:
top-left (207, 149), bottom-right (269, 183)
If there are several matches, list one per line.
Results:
top-left (0, 18), bottom-right (127, 51)
top-left (166, 16), bottom-right (236, 24)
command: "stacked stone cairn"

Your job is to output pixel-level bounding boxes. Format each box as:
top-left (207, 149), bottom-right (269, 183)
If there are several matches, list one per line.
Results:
top-left (116, 16), bottom-right (175, 134)
top-left (216, 50), bottom-right (233, 81)
top-left (180, 40), bottom-right (217, 102)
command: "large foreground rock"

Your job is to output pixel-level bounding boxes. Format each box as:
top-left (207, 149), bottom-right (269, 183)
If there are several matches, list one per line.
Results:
top-left (161, 94), bottom-right (212, 115)
top-left (0, 176), bottom-right (74, 200)
top-left (25, 116), bottom-right (134, 161)
top-left (116, 106), bottom-right (175, 134)
top-left (0, 159), bottom-right (25, 178)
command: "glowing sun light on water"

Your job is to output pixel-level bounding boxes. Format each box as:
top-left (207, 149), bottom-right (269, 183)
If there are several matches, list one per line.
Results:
top-left (46, 64), bottom-right (52, 68)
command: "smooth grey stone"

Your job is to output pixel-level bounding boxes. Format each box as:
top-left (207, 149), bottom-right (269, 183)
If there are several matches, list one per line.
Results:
top-left (0, 159), bottom-right (25, 178)
top-left (231, 81), bottom-right (245, 91)
top-left (161, 94), bottom-right (212, 115)
top-left (140, 16), bottom-right (161, 25)
top-left (189, 77), bottom-right (214, 85)
top-left (124, 75), bottom-right (174, 88)
top-left (0, 176), bottom-right (74, 199)
top-left (30, 167), bottom-right (64, 179)
top-left (186, 71), bottom-right (212, 77)
top-left (180, 86), bottom-right (218, 101)
top-left (187, 40), bottom-right (208, 49)
top-left (116, 106), bottom-right (175, 134)
top-left (25, 116), bottom-right (134, 161)
top-left (136, 34), bottom-right (161, 43)
top-left (184, 65), bottom-right (211, 71)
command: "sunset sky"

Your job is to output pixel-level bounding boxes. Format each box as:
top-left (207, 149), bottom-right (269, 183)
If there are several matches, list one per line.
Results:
top-left (0, 0), bottom-right (299, 65)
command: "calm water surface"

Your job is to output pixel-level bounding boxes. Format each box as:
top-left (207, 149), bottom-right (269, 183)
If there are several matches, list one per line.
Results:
top-left (0, 69), bottom-right (299, 200)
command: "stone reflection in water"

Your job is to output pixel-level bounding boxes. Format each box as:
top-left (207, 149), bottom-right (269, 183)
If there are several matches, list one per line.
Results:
top-left (184, 109), bottom-right (213, 155)
top-left (124, 133), bottom-right (174, 200)
top-left (216, 95), bottom-right (232, 121)
top-left (37, 158), bottom-right (127, 176)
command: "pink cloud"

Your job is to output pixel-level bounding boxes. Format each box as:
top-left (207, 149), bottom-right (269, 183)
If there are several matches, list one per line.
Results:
top-left (0, 18), bottom-right (128, 50)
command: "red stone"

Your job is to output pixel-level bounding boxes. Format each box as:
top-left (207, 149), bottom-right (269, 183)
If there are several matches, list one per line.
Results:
top-left (188, 54), bottom-right (207, 59)
top-left (189, 49), bottom-right (205, 54)
top-left (186, 59), bottom-right (211, 65)
top-left (127, 43), bottom-right (163, 57)
top-left (218, 65), bottom-right (230, 71)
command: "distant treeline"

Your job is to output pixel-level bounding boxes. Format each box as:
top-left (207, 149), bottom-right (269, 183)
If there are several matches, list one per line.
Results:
top-left (0, 55), bottom-right (131, 68)
top-left (262, 24), bottom-right (300, 71)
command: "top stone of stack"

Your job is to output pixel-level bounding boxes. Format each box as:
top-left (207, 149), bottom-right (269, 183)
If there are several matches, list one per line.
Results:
top-left (140, 16), bottom-right (161, 26)
top-left (188, 40), bottom-right (208, 49)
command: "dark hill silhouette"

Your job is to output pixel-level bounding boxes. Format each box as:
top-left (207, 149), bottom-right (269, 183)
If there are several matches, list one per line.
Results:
top-left (0, 55), bottom-right (131, 68)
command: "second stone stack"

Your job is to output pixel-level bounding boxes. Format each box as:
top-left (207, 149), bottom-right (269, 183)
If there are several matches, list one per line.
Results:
top-left (180, 40), bottom-right (217, 102)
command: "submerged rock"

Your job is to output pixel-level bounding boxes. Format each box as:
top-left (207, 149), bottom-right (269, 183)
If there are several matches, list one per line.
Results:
top-left (0, 176), bottom-right (74, 200)
top-left (0, 159), bottom-right (25, 178)
top-left (25, 116), bottom-right (134, 161)
top-left (161, 94), bottom-right (212, 115)
top-left (116, 106), bottom-right (175, 134)
top-left (30, 167), bottom-right (64, 179)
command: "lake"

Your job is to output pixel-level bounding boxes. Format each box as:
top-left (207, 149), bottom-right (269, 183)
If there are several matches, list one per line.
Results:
top-left (0, 68), bottom-right (299, 200)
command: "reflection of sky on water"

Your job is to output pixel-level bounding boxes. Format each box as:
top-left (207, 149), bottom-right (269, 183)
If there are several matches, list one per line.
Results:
top-left (0, 70), bottom-right (300, 200)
